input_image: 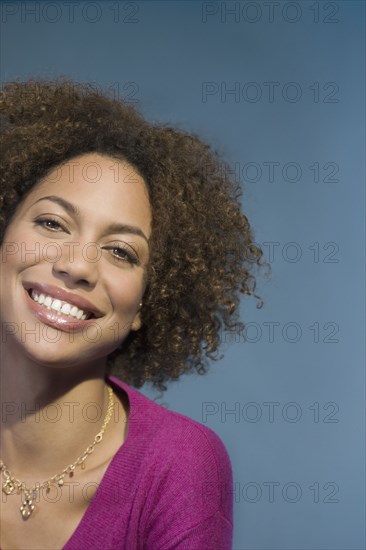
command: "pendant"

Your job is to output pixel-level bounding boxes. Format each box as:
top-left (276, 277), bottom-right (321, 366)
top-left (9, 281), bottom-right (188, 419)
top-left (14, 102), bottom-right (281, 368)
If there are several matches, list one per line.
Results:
top-left (2, 479), bottom-right (16, 495)
top-left (20, 494), bottom-right (35, 519)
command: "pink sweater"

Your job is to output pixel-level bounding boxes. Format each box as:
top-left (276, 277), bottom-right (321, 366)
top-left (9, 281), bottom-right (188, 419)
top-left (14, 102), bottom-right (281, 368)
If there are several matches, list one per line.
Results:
top-left (57, 374), bottom-right (233, 549)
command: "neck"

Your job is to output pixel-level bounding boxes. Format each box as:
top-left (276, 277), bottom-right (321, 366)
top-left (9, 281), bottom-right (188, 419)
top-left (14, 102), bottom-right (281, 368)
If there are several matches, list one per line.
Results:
top-left (0, 341), bottom-right (114, 482)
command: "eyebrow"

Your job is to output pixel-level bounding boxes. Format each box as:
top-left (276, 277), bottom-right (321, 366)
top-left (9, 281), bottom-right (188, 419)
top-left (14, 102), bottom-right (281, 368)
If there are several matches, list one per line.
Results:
top-left (31, 195), bottom-right (149, 244)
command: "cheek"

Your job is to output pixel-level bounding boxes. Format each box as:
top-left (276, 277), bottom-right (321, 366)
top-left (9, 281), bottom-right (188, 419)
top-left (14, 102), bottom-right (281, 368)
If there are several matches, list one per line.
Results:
top-left (0, 244), bottom-right (23, 272)
top-left (108, 275), bottom-right (143, 312)
top-left (1, 226), bottom-right (39, 267)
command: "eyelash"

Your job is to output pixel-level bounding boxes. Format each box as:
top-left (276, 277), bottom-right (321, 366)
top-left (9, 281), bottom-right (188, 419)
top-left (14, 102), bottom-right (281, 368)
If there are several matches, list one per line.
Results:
top-left (34, 217), bottom-right (139, 265)
top-left (35, 217), bottom-right (67, 232)
top-left (109, 246), bottom-right (139, 265)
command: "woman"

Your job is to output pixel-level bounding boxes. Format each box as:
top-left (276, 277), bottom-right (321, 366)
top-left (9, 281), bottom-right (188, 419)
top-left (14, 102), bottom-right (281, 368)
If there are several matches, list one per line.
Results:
top-left (0, 78), bottom-right (265, 550)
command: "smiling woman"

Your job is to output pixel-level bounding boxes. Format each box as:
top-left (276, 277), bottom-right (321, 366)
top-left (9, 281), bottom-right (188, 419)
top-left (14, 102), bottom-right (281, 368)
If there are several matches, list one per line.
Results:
top-left (1, 153), bottom-right (151, 363)
top-left (0, 79), bottom-right (267, 550)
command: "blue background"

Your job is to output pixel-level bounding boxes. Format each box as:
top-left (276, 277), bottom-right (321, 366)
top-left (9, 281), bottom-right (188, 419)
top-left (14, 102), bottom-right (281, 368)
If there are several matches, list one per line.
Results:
top-left (1, 1), bottom-right (364, 548)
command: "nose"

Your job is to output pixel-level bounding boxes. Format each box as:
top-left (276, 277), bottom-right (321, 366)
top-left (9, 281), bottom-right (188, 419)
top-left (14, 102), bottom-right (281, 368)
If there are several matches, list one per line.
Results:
top-left (51, 241), bottom-right (99, 287)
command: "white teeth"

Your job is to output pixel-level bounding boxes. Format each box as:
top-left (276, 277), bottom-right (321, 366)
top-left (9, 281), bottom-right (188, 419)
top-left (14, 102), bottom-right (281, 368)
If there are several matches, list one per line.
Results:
top-left (44, 296), bottom-right (52, 308)
top-left (60, 303), bottom-right (71, 315)
top-left (30, 290), bottom-right (90, 320)
top-left (51, 299), bottom-right (62, 312)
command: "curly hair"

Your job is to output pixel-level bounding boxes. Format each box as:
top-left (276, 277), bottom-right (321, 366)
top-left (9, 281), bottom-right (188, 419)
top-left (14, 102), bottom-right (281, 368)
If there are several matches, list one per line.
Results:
top-left (0, 77), bottom-right (269, 393)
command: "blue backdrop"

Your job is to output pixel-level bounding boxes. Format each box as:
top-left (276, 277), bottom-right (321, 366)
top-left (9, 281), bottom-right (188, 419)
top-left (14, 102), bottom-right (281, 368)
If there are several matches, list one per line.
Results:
top-left (1, 1), bottom-right (364, 548)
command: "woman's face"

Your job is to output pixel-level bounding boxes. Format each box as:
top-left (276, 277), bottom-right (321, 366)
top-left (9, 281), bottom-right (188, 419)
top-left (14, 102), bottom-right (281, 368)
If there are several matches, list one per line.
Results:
top-left (0, 153), bottom-right (152, 370)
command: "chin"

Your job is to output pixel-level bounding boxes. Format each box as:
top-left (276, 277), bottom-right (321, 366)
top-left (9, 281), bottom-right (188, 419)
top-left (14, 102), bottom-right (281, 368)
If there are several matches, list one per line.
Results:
top-left (22, 343), bottom-right (81, 368)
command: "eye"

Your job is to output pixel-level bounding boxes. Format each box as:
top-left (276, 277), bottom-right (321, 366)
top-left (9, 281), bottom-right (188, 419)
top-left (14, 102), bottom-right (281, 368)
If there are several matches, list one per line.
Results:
top-left (106, 245), bottom-right (139, 265)
top-left (34, 217), bottom-right (67, 232)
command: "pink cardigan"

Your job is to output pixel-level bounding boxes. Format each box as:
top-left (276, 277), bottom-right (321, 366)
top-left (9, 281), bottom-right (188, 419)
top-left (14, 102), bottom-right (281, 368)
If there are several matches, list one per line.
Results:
top-left (1, 375), bottom-right (233, 549)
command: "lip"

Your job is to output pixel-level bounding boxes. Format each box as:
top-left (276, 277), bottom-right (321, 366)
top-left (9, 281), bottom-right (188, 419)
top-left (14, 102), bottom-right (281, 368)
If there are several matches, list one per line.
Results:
top-left (23, 286), bottom-right (104, 333)
top-left (24, 287), bottom-right (104, 333)
top-left (22, 282), bottom-right (103, 319)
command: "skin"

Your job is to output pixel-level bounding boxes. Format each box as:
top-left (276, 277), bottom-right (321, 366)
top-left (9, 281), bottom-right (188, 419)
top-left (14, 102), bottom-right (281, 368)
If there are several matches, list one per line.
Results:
top-left (0, 152), bottom-right (151, 494)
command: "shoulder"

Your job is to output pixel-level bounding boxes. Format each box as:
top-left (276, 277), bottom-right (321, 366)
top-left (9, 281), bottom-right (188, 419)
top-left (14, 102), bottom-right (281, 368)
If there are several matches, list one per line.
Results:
top-left (109, 374), bottom-right (231, 466)
top-left (108, 375), bottom-right (233, 521)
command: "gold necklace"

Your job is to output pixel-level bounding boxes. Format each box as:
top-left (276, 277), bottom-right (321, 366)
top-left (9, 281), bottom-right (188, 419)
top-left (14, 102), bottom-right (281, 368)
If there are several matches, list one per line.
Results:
top-left (0, 384), bottom-right (115, 520)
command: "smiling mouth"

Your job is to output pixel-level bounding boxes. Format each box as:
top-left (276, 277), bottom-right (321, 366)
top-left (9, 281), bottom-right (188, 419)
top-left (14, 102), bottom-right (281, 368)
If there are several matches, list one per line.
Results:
top-left (28, 289), bottom-right (96, 321)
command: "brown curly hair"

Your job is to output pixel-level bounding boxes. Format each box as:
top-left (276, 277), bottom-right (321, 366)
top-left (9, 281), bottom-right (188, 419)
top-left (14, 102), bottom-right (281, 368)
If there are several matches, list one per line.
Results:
top-left (0, 77), bottom-right (269, 393)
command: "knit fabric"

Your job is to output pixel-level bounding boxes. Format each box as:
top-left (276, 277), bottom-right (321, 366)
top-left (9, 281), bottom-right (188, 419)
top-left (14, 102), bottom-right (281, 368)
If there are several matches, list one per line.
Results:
top-left (60, 374), bottom-right (234, 549)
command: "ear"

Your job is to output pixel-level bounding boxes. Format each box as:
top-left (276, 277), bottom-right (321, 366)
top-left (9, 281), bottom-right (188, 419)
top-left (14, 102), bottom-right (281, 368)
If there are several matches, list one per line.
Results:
top-left (130, 310), bottom-right (142, 332)
top-left (130, 301), bottom-right (143, 332)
